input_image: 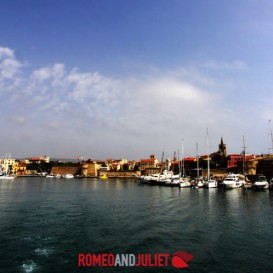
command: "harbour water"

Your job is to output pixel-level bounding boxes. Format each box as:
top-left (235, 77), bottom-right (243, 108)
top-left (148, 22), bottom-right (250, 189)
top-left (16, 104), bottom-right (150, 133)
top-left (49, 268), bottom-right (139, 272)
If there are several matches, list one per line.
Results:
top-left (1, 177), bottom-right (273, 273)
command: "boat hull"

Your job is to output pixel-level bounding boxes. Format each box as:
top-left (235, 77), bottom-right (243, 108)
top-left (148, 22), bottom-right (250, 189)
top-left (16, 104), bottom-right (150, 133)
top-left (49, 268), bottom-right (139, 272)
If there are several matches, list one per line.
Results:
top-left (64, 174), bottom-right (74, 179)
top-left (0, 175), bottom-right (15, 180)
top-left (253, 182), bottom-right (269, 190)
top-left (222, 182), bottom-right (243, 189)
top-left (204, 182), bottom-right (218, 188)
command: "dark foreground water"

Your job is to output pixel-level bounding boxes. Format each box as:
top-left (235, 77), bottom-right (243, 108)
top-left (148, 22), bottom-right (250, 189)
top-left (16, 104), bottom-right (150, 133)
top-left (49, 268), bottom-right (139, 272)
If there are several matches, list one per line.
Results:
top-left (1, 177), bottom-right (273, 273)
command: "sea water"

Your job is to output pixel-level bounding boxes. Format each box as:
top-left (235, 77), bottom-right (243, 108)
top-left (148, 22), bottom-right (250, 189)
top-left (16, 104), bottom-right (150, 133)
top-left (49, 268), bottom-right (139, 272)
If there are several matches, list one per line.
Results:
top-left (1, 177), bottom-right (273, 273)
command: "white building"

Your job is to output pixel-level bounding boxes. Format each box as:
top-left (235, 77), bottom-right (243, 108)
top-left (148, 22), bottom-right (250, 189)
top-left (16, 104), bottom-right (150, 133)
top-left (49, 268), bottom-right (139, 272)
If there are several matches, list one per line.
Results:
top-left (0, 157), bottom-right (16, 174)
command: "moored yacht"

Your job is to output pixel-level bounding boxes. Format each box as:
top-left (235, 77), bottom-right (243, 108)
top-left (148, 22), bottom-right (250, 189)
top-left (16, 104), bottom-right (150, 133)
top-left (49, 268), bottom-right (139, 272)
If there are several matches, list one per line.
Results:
top-left (0, 174), bottom-right (15, 180)
top-left (139, 170), bottom-right (176, 186)
top-left (138, 174), bottom-right (152, 184)
top-left (180, 177), bottom-right (191, 188)
top-left (169, 178), bottom-right (181, 187)
top-left (243, 181), bottom-right (253, 189)
top-left (222, 173), bottom-right (245, 188)
top-left (150, 170), bottom-right (173, 185)
top-left (64, 174), bottom-right (74, 179)
top-left (204, 177), bottom-right (218, 188)
top-left (192, 177), bottom-right (205, 188)
top-left (253, 175), bottom-right (269, 190)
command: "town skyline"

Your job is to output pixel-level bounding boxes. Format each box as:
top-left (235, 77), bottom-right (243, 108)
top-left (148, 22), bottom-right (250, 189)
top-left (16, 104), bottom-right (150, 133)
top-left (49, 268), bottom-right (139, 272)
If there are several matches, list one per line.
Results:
top-left (1, 1), bottom-right (273, 159)
top-left (1, 135), bottom-right (272, 163)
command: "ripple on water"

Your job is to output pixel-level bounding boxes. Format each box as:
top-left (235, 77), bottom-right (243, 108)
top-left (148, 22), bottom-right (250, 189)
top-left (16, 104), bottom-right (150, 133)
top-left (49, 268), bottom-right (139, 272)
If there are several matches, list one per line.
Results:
top-left (22, 260), bottom-right (38, 273)
top-left (34, 247), bottom-right (54, 256)
top-left (2, 178), bottom-right (273, 273)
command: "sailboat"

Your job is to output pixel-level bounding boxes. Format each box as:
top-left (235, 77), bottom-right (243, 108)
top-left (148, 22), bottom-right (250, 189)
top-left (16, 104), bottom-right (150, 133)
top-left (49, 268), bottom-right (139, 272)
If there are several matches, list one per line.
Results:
top-left (204, 128), bottom-right (217, 188)
top-left (268, 120), bottom-right (273, 190)
top-left (242, 135), bottom-right (252, 189)
top-left (180, 140), bottom-right (191, 188)
top-left (0, 167), bottom-right (15, 180)
top-left (192, 142), bottom-right (205, 188)
top-left (167, 150), bottom-right (182, 187)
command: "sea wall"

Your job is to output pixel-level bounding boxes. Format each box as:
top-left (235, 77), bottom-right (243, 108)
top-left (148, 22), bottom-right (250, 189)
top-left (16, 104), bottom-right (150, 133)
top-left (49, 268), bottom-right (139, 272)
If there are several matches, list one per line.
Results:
top-left (100, 170), bottom-right (140, 178)
top-left (51, 166), bottom-right (80, 175)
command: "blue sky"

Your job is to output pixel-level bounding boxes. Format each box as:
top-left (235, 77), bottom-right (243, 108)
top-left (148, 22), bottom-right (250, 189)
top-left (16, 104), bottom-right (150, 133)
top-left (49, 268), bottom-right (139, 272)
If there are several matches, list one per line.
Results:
top-left (1, 0), bottom-right (273, 160)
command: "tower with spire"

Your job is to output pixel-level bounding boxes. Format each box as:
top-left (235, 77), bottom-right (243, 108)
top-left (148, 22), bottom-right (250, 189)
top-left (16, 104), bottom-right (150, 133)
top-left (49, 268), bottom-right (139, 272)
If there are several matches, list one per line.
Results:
top-left (218, 137), bottom-right (227, 157)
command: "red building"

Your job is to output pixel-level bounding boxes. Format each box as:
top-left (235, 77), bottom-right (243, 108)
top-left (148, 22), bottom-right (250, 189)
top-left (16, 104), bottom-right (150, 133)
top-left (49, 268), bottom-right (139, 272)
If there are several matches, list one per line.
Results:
top-left (227, 154), bottom-right (255, 170)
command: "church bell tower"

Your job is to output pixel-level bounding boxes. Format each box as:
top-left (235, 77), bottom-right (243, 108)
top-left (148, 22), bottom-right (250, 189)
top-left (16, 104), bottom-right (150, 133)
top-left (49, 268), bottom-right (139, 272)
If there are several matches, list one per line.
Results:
top-left (218, 137), bottom-right (226, 157)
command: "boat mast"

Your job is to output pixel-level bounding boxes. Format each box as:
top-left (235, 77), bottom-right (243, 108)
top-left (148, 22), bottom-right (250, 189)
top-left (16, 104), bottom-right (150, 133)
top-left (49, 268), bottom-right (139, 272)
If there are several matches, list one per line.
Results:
top-left (206, 128), bottom-right (210, 180)
top-left (196, 142), bottom-right (199, 180)
top-left (242, 135), bottom-right (246, 180)
top-left (161, 151), bottom-right (164, 162)
top-left (269, 120), bottom-right (273, 154)
top-left (177, 149), bottom-right (181, 178)
top-left (161, 151), bottom-right (165, 172)
top-left (182, 139), bottom-right (185, 178)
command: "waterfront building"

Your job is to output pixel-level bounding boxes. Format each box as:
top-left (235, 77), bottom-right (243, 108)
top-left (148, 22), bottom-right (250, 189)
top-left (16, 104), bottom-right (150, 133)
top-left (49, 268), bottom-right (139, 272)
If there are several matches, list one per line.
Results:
top-left (183, 157), bottom-right (199, 177)
top-left (127, 160), bottom-right (137, 171)
top-left (227, 154), bottom-right (255, 172)
top-left (227, 154), bottom-right (242, 169)
top-left (105, 159), bottom-right (128, 171)
top-left (205, 138), bottom-right (228, 170)
top-left (156, 161), bottom-right (164, 171)
top-left (218, 137), bottom-right (227, 157)
top-left (170, 160), bottom-right (180, 174)
top-left (111, 162), bottom-right (121, 171)
top-left (51, 165), bottom-right (80, 176)
top-left (0, 157), bottom-right (16, 174)
top-left (20, 159), bottom-right (30, 164)
top-left (26, 169), bottom-right (38, 175)
top-left (16, 163), bottom-right (27, 175)
top-left (99, 166), bottom-right (109, 172)
top-left (139, 155), bottom-right (161, 175)
top-left (255, 155), bottom-right (273, 178)
top-left (140, 155), bottom-right (158, 171)
top-left (81, 160), bottom-right (102, 177)
top-left (184, 157), bottom-right (197, 167)
top-left (27, 155), bottom-right (50, 164)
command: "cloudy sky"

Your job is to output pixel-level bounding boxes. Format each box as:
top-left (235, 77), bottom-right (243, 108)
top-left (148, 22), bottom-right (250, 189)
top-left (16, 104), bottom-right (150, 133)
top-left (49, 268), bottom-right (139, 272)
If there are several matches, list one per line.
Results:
top-left (1, 0), bottom-right (273, 160)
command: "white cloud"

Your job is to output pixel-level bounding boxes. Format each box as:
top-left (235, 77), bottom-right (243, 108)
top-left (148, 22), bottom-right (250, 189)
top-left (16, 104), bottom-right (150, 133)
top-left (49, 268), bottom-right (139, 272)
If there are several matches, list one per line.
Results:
top-left (0, 47), bottom-right (22, 79)
top-left (47, 120), bottom-right (62, 129)
top-left (0, 46), bottom-right (270, 159)
top-left (67, 70), bottom-right (122, 105)
top-left (9, 116), bottom-right (26, 124)
top-left (31, 63), bottom-right (65, 82)
top-left (0, 47), bottom-right (14, 59)
top-left (203, 60), bottom-right (246, 70)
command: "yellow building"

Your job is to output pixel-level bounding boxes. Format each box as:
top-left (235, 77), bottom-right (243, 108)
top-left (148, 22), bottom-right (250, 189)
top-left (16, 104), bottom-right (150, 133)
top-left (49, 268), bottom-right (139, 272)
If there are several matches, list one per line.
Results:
top-left (16, 163), bottom-right (27, 175)
top-left (0, 158), bottom-right (16, 174)
top-left (140, 155), bottom-right (158, 171)
top-left (81, 161), bottom-right (102, 177)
